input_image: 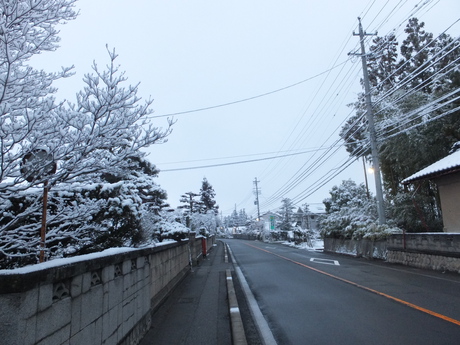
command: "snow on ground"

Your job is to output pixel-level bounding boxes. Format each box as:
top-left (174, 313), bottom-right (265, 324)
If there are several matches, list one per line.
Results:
top-left (0, 240), bottom-right (176, 275)
top-left (282, 239), bottom-right (324, 252)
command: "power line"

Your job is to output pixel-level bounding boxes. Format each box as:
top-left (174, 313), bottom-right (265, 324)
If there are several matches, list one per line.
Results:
top-left (146, 60), bottom-right (350, 119)
top-left (159, 147), bottom-right (328, 172)
top-left (157, 147), bottom-right (325, 165)
top-left (230, 2), bottom-right (458, 215)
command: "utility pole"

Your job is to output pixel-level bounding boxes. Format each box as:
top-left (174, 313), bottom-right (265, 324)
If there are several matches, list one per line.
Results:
top-left (253, 178), bottom-right (261, 221)
top-left (352, 17), bottom-right (386, 224)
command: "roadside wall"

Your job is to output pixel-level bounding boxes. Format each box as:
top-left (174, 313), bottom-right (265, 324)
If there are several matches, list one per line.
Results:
top-left (232, 234), bottom-right (259, 241)
top-left (0, 234), bottom-right (215, 345)
top-left (324, 234), bottom-right (460, 274)
top-left (387, 233), bottom-right (460, 273)
top-left (323, 238), bottom-right (387, 260)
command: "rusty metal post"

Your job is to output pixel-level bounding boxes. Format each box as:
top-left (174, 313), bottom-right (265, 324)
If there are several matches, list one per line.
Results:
top-left (39, 181), bottom-right (49, 263)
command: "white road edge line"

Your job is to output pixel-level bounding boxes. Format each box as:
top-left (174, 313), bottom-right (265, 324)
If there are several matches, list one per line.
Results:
top-left (226, 244), bottom-right (278, 345)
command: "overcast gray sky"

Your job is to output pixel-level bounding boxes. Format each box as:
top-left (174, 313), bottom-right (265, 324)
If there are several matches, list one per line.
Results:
top-left (31, 0), bottom-right (460, 217)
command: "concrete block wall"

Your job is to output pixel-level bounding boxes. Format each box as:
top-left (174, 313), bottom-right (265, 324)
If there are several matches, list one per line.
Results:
top-left (324, 234), bottom-right (460, 274)
top-left (323, 238), bottom-right (387, 260)
top-left (386, 250), bottom-right (460, 273)
top-left (0, 239), bottom-right (198, 345)
top-left (387, 233), bottom-right (460, 273)
top-left (387, 233), bottom-right (460, 254)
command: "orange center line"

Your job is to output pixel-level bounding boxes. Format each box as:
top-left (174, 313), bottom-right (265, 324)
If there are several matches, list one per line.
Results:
top-left (244, 242), bottom-right (460, 327)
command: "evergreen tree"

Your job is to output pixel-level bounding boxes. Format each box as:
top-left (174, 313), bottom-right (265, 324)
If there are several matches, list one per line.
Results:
top-left (340, 18), bottom-right (460, 232)
top-left (303, 203), bottom-right (311, 229)
top-left (178, 192), bottom-right (200, 227)
top-left (321, 180), bottom-right (377, 239)
top-left (230, 208), bottom-right (239, 227)
top-left (238, 209), bottom-right (248, 227)
top-left (398, 18), bottom-right (435, 93)
top-left (199, 177), bottom-right (219, 214)
top-left (279, 198), bottom-right (295, 231)
top-left (72, 158), bottom-right (168, 253)
top-left (368, 33), bottom-right (399, 91)
top-left (324, 180), bottom-right (370, 213)
top-left (1, 156), bottom-right (169, 267)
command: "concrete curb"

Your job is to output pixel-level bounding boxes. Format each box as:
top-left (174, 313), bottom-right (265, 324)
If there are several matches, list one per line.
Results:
top-left (224, 242), bottom-right (247, 345)
top-left (226, 243), bottom-right (278, 345)
top-left (226, 268), bottom-right (248, 345)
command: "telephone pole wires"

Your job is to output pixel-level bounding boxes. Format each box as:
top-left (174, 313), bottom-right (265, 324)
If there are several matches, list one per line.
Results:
top-left (351, 17), bottom-right (386, 224)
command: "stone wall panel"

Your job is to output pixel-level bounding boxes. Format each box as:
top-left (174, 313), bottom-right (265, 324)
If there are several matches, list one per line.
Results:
top-left (0, 237), bottom-right (215, 344)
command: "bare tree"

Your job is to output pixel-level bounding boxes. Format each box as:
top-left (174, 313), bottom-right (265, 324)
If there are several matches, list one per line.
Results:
top-left (0, 0), bottom-right (174, 267)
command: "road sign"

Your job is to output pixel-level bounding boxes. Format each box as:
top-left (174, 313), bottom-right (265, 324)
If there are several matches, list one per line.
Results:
top-left (270, 216), bottom-right (275, 230)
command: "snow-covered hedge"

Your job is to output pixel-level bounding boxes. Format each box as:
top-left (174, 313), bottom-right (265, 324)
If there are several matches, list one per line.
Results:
top-left (320, 179), bottom-right (402, 241)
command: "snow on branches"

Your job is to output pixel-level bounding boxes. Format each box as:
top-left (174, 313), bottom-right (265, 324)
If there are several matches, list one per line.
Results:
top-left (0, 1), bottom-right (174, 268)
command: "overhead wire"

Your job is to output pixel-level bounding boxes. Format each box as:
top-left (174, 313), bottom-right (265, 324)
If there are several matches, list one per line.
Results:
top-left (259, 109), bottom-right (367, 210)
top-left (243, 0), bottom-right (389, 216)
top-left (257, 44), bottom-right (364, 198)
top-left (157, 146), bottom-right (327, 165)
top-left (290, 146), bottom-right (370, 205)
top-left (258, 62), bottom-right (362, 196)
top-left (146, 60), bottom-right (350, 119)
top-left (251, 0), bottom-right (396, 213)
top-left (152, 0), bottom-right (456, 216)
top-left (257, 33), bottom-right (362, 182)
top-left (254, 0), bottom-right (378, 187)
top-left (371, 42), bottom-right (460, 138)
top-left (159, 146), bottom-right (329, 172)
top-left (255, 2), bottom-right (456, 215)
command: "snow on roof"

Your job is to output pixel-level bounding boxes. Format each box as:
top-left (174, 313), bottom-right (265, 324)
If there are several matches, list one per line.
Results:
top-left (311, 204), bottom-right (326, 214)
top-left (402, 149), bottom-right (460, 184)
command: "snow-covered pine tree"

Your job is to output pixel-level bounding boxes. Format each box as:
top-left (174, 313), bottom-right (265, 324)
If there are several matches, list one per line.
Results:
top-left (398, 18), bottom-right (435, 93)
top-left (199, 177), bottom-right (218, 214)
top-left (178, 191), bottom-right (200, 228)
top-left (279, 198), bottom-right (295, 231)
top-left (321, 180), bottom-right (377, 239)
top-left (238, 209), bottom-right (248, 227)
top-left (229, 208), bottom-right (239, 227)
top-left (368, 33), bottom-right (399, 92)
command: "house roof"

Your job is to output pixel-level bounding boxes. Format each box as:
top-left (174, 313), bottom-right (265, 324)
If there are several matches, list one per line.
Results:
top-left (402, 149), bottom-right (460, 184)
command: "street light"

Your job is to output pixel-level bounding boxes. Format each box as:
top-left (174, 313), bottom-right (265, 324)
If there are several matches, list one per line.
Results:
top-left (20, 148), bottom-right (57, 263)
top-left (362, 157), bottom-right (370, 199)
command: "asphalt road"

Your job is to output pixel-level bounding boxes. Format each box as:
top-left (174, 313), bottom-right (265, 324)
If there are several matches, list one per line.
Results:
top-left (224, 239), bottom-right (460, 345)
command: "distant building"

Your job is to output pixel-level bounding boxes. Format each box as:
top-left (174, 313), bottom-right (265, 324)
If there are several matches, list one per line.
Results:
top-left (264, 204), bottom-right (325, 232)
top-left (260, 212), bottom-right (279, 231)
top-left (403, 148), bottom-right (460, 233)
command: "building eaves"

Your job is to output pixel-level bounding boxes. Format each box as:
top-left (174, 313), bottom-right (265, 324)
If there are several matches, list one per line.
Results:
top-left (402, 150), bottom-right (460, 184)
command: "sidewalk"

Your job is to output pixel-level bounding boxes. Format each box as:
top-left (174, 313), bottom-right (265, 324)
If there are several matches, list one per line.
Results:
top-left (139, 240), bottom-right (233, 345)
